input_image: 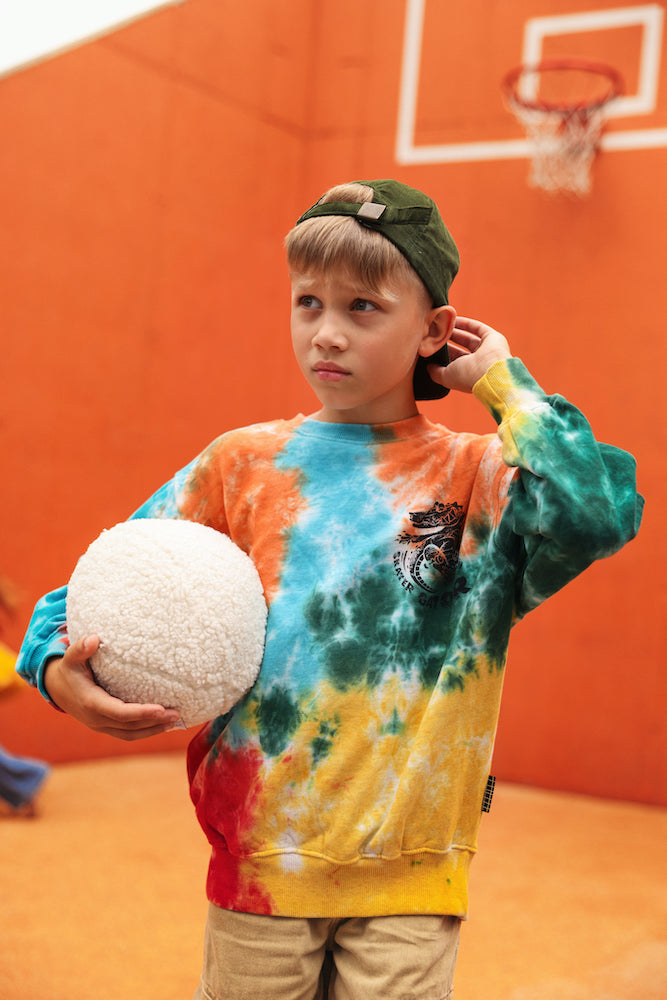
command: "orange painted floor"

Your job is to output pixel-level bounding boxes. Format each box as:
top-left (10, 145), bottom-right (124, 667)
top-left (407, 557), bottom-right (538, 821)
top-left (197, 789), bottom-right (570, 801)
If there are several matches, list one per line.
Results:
top-left (1, 752), bottom-right (665, 999)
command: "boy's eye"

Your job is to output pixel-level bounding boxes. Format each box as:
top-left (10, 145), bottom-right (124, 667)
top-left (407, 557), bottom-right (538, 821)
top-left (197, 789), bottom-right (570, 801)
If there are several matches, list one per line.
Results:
top-left (351, 298), bottom-right (376, 312)
top-left (298, 295), bottom-right (321, 309)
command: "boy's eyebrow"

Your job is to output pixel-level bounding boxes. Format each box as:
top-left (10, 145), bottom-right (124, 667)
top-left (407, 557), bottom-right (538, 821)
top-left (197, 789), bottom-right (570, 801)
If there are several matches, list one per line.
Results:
top-left (289, 274), bottom-right (317, 289)
top-left (291, 272), bottom-right (388, 295)
top-left (289, 263), bottom-right (406, 300)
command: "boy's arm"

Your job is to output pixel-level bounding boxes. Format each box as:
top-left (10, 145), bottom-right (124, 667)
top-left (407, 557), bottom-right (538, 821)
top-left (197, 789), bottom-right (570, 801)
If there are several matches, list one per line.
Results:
top-left (430, 316), bottom-right (644, 615)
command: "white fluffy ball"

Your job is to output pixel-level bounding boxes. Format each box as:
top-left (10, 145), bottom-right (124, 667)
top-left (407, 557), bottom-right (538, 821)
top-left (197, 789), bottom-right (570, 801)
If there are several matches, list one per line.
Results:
top-left (66, 518), bottom-right (267, 727)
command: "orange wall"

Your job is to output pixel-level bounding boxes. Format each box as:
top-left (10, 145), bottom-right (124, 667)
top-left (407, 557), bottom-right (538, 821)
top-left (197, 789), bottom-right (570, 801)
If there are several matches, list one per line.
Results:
top-left (0, 0), bottom-right (664, 804)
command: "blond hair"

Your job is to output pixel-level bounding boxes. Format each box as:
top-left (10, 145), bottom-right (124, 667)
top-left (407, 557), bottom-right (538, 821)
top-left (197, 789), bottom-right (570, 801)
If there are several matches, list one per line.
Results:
top-left (285, 183), bottom-right (431, 305)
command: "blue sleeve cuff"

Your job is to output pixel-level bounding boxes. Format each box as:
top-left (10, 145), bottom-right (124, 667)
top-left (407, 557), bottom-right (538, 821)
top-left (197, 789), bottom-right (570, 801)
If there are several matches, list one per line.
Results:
top-left (15, 586), bottom-right (69, 706)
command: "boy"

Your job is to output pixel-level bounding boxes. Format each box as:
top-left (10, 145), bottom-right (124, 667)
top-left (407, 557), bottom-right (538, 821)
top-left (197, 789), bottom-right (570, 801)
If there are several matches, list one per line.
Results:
top-left (17, 179), bottom-right (643, 999)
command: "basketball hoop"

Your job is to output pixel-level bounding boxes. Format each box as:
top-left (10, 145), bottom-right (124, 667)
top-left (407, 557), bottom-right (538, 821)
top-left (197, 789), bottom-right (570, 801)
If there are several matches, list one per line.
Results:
top-left (503, 59), bottom-right (624, 196)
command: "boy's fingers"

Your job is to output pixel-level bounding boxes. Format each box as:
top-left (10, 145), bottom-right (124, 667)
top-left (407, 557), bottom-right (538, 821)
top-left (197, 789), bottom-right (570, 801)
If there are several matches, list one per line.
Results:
top-left (45, 643), bottom-right (183, 740)
top-left (80, 682), bottom-right (181, 723)
top-left (65, 634), bottom-right (100, 664)
top-left (105, 726), bottom-right (184, 743)
top-left (449, 330), bottom-right (480, 353)
top-left (61, 645), bottom-right (183, 731)
top-left (98, 708), bottom-right (184, 740)
top-left (455, 315), bottom-right (489, 334)
top-left (96, 720), bottom-right (185, 741)
top-left (101, 699), bottom-right (181, 725)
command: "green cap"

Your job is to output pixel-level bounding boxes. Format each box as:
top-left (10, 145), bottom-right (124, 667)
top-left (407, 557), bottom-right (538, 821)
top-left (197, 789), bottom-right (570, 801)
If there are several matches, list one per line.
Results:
top-left (296, 179), bottom-right (459, 400)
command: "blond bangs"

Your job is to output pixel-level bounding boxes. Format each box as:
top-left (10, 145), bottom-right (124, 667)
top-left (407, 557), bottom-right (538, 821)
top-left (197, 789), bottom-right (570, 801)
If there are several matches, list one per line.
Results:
top-left (285, 186), bottom-right (429, 302)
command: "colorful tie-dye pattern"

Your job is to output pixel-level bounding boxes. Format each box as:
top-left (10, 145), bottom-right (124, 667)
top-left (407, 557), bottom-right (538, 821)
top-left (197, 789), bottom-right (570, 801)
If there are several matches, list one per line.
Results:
top-left (16, 359), bottom-right (643, 918)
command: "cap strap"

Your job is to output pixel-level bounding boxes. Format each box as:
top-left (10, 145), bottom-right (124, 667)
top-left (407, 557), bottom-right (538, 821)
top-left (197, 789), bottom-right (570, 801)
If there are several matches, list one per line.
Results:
top-left (296, 200), bottom-right (432, 228)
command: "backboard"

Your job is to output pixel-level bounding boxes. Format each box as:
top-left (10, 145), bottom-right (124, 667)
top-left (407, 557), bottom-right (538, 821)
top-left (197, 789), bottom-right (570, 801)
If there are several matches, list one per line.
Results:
top-left (396, 1), bottom-right (667, 165)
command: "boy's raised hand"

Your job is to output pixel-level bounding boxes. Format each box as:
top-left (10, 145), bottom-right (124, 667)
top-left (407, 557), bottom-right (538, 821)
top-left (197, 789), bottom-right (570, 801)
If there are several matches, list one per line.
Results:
top-left (44, 635), bottom-right (183, 740)
top-left (428, 316), bottom-right (512, 394)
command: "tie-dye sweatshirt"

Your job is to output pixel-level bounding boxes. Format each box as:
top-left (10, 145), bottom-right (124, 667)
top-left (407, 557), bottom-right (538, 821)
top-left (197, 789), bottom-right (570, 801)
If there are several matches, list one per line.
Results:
top-left (17, 359), bottom-right (642, 918)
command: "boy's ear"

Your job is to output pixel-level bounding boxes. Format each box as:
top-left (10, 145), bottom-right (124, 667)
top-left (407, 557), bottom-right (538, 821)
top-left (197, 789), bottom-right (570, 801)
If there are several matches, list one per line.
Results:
top-left (418, 306), bottom-right (457, 359)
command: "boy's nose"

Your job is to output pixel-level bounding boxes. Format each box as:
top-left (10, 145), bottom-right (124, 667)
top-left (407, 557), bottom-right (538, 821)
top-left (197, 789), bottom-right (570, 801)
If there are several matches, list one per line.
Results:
top-left (312, 314), bottom-right (347, 351)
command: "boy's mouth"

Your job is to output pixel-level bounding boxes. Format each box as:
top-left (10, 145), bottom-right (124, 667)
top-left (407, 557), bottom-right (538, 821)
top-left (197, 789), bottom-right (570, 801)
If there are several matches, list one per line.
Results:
top-left (313, 362), bottom-right (349, 381)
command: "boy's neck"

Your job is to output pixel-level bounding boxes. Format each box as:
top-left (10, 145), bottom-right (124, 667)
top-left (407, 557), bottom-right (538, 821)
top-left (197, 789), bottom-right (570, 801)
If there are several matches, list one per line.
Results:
top-left (310, 403), bottom-right (421, 425)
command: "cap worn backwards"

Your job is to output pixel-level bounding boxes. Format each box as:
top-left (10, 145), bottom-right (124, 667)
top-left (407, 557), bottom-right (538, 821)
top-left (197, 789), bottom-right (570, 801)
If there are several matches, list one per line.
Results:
top-left (296, 179), bottom-right (460, 401)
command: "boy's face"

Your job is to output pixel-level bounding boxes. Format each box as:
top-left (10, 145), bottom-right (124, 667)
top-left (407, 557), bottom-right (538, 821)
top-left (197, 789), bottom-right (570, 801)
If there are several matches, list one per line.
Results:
top-left (290, 266), bottom-right (451, 424)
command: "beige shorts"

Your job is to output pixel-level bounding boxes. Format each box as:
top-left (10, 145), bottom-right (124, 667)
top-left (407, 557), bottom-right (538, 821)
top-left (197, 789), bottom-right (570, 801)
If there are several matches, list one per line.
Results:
top-left (194, 903), bottom-right (461, 1000)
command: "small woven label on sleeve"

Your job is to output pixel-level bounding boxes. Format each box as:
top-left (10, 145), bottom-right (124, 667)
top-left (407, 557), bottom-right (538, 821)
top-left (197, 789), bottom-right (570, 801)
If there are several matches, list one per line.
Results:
top-left (482, 775), bottom-right (496, 813)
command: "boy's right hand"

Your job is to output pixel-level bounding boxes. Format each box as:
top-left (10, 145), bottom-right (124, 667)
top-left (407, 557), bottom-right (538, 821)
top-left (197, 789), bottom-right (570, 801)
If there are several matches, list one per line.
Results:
top-left (44, 636), bottom-right (183, 740)
top-left (428, 316), bottom-right (512, 394)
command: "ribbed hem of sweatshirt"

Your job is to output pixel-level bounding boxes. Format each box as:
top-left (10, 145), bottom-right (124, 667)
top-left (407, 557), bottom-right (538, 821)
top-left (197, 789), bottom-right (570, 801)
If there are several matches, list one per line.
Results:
top-left (205, 846), bottom-right (474, 919)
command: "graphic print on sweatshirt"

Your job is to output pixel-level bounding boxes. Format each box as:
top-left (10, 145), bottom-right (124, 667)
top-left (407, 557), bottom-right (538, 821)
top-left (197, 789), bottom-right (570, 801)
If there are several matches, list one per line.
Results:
top-left (393, 500), bottom-right (469, 606)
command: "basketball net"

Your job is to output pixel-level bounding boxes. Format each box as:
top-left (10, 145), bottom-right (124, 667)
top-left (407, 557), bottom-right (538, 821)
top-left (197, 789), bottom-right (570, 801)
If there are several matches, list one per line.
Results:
top-left (503, 60), bottom-right (623, 196)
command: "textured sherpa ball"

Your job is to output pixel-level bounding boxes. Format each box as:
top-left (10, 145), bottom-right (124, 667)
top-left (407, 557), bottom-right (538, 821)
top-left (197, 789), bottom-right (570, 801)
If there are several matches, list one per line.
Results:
top-left (66, 519), bottom-right (267, 727)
